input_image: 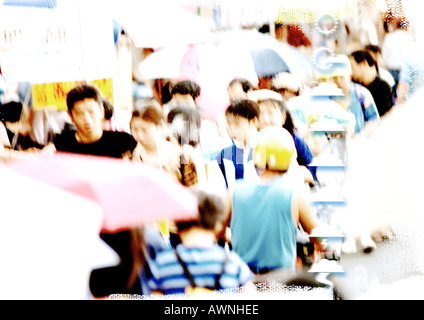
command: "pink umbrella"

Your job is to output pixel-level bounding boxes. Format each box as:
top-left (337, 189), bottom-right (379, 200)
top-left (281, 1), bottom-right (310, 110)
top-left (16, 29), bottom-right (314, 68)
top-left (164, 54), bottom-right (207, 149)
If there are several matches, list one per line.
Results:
top-left (5, 152), bottom-right (198, 233)
top-left (0, 165), bottom-right (118, 299)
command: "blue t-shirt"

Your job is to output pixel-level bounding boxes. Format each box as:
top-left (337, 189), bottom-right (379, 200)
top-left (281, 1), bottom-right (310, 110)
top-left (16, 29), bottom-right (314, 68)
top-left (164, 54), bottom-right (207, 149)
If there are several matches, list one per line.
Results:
top-left (230, 177), bottom-right (297, 272)
top-left (293, 133), bottom-right (317, 181)
top-left (347, 82), bottom-right (379, 134)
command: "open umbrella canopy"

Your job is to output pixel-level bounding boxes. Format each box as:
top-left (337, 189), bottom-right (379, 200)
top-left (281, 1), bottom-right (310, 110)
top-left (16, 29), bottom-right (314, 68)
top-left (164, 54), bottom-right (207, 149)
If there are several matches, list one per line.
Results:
top-left (0, 166), bottom-right (118, 299)
top-left (138, 30), bottom-right (306, 80)
top-left (137, 41), bottom-right (258, 119)
top-left (110, 1), bottom-right (214, 48)
top-left (5, 152), bottom-right (199, 233)
top-left (1, 0), bottom-right (57, 8)
top-left (212, 29), bottom-right (315, 82)
top-left (248, 46), bottom-right (289, 77)
top-left (138, 45), bottom-right (190, 80)
top-left (137, 29), bottom-right (314, 119)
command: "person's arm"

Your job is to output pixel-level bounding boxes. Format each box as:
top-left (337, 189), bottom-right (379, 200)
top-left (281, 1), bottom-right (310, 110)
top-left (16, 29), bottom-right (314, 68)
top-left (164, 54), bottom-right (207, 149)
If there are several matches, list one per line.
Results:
top-left (397, 81), bottom-right (409, 105)
top-left (299, 165), bottom-right (315, 184)
top-left (216, 187), bottom-right (233, 245)
top-left (397, 60), bottom-right (411, 105)
top-left (40, 142), bottom-right (57, 155)
top-left (0, 143), bottom-right (41, 162)
top-left (355, 86), bottom-right (380, 139)
top-left (292, 188), bottom-right (318, 234)
top-left (0, 121), bottom-right (10, 149)
top-left (293, 134), bottom-right (317, 183)
top-left (0, 122), bottom-right (35, 161)
top-left (358, 119), bottom-right (379, 139)
top-left (292, 188), bottom-right (327, 261)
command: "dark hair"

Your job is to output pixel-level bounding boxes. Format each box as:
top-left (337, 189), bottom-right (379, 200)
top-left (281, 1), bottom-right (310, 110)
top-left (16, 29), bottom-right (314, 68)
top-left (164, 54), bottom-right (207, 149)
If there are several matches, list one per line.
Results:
top-left (258, 24), bottom-right (270, 34)
top-left (167, 106), bottom-right (201, 147)
top-left (156, 80), bottom-right (173, 105)
top-left (228, 78), bottom-right (254, 93)
top-left (66, 84), bottom-right (103, 113)
top-left (176, 186), bottom-right (227, 232)
top-left (258, 98), bottom-right (296, 134)
top-left (102, 98), bottom-right (114, 120)
top-left (170, 80), bottom-right (201, 100)
top-left (364, 44), bottom-right (382, 55)
top-left (0, 101), bottom-right (23, 123)
top-left (350, 50), bottom-right (377, 68)
top-left (225, 99), bottom-right (260, 121)
top-left (131, 105), bottom-right (165, 126)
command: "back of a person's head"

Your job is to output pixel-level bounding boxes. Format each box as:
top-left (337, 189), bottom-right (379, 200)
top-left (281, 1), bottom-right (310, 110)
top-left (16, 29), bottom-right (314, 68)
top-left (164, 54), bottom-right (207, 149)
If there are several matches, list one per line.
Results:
top-left (350, 50), bottom-right (377, 68)
top-left (131, 104), bottom-right (165, 126)
top-left (171, 80), bottom-right (201, 100)
top-left (66, 84), bottom-right (103, 113)
top-left (155, 80), bottom-right (173, 105)
top-left (167, 105), bottom-right (201, 147)
top-left (176, 186), bottom-right (227, 233)
top-left (225, 99), bottom-right (260, 121)
top-left (364, 44), bottom-right (382, 56)
top-left (0, 101), bottom-right (23, 123)
top-left (228, 78), bottom-right (254, 93)
top-left (102, 98), bottom-right (114, 120)
top-left (167, 105), bottom-right (201, 127)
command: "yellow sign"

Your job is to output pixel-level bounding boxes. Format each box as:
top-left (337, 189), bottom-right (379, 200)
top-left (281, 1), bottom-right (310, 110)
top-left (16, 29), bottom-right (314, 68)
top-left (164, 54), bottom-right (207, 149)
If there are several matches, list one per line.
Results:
top-left (32, 78), bottom-right (113, 111)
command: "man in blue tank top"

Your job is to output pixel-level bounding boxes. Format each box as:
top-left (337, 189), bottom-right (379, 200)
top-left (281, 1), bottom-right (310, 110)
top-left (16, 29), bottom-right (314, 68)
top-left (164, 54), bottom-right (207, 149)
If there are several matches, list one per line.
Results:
top-left (229, 126), bottom-right (320, 274)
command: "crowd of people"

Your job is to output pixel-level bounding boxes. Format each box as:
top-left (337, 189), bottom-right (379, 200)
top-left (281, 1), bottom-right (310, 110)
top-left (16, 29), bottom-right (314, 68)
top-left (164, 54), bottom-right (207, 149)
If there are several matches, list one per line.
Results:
top-left (0, 11), bottom-right (422, 299)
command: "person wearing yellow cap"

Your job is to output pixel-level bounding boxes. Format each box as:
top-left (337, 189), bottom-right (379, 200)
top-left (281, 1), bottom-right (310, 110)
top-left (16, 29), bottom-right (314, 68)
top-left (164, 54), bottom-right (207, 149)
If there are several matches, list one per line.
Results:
top-left (227, 126), bottom-right (320, 274)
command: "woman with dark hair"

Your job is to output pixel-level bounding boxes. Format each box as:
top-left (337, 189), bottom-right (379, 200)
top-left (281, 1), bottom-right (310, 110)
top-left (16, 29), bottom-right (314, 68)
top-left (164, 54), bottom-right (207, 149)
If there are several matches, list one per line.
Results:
top-left (130, 104), bottom-right (198, 186)
top-left (167, 106), bottom-right (201, 148)
top-left (166, 106), bottom-right (207, 185)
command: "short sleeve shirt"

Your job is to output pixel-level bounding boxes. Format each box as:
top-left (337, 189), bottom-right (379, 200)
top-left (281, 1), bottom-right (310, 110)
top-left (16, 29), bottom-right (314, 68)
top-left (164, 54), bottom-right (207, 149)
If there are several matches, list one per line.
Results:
top-left (365, 77), bottom-right (394, 117)
top-left (348, 83), bottom-right (380, 134)
top-left (53, 130), bottom-right (137, 158)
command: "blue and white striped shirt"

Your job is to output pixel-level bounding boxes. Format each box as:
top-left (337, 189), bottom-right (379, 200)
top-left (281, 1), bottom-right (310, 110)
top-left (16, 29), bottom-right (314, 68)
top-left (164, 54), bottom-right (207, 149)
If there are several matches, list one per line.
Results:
top-left (146, 244), bottom-right (253, 295)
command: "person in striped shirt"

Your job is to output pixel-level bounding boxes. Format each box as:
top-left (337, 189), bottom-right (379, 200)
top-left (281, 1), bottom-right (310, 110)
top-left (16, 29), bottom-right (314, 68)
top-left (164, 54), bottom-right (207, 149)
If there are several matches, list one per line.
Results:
top-left (145, 186), bottom-right (254, 296)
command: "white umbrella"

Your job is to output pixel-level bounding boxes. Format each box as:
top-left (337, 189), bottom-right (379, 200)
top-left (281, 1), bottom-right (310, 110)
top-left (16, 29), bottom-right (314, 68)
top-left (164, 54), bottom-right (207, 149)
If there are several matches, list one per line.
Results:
top-left (137, 45), bottom-right (190, 80)
top-left (0, 166), bottom-right (119, 299)
top-left (110, 1), bottom-right (214, 48)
